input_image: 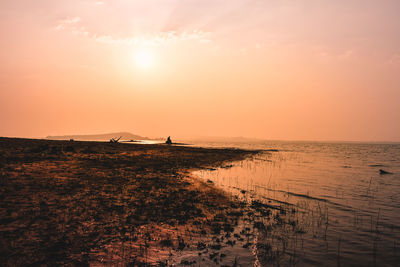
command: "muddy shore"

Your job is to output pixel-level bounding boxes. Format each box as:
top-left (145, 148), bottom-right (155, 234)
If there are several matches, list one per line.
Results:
top-left (0, 137), bottom-right (262, 266)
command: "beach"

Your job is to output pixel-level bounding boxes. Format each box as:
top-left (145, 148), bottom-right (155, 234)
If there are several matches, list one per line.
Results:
top-left (3, 138), bottom-right (399, 266)
top-left (0, 137), bottom-right (259, 266)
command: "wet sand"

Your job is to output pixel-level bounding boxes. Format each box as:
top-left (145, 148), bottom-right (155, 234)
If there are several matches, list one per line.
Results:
top-left (0, 137), bottom-right (259, 266)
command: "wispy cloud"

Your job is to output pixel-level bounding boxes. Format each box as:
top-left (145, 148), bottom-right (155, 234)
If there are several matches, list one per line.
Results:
top-left (94, 30), bottom-right (212, 46)
top-left (54, 17), bottom-right (81, 31)
top-left (54, 16), bottom-right (212, 47)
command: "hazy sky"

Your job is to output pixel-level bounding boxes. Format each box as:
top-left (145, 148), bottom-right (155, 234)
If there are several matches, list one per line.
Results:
top-left (1, 0), bottom-right (399, 141)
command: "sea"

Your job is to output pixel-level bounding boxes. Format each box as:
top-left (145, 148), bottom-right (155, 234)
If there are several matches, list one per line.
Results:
top-left (189, 140), bottom-right (400, 266)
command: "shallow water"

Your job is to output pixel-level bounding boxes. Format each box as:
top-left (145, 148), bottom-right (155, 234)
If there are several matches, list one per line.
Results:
top-left (192, 141), bottom-right (400, 266)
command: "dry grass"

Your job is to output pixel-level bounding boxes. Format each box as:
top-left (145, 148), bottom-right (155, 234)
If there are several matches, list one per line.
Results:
top-left (0, 137), bottom-right (257, 266)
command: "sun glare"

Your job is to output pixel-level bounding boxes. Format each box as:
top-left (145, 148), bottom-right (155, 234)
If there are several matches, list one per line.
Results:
top-left (135, 50), bottom-right (153, 69)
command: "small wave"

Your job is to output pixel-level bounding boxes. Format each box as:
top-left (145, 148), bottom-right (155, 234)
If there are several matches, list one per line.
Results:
top-left (260, 196), bottom-right (296, 207)
top-left (255, 186), bottom-right (328, 202)
top-left (369, 164), bottom-right (387, 167)
top-left (285, 191), bottom-right (329, 202)
top-left (254, 157), bottom-right (272, 162)
top-left (255, 185), bottom-right (357, 212)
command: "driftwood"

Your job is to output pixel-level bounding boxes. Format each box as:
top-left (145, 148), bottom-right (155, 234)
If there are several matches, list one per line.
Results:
top-left (109, 136), bottom-right (122, 143)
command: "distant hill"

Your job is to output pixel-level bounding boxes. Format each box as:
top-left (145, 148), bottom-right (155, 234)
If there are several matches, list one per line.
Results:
top-left (46, 132), bottom-right (148, 141)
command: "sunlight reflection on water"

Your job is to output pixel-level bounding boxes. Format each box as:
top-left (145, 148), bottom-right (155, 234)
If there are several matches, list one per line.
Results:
top-left (192, 141), bottom-right (400, 266)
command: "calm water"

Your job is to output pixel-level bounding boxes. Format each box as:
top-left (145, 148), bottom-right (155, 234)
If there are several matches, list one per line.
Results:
top-left (192, 141), bottom-right (400, 266)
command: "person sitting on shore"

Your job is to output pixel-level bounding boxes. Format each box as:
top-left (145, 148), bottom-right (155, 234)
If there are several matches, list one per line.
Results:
top-left (166, 136), bottom-right (172, 144)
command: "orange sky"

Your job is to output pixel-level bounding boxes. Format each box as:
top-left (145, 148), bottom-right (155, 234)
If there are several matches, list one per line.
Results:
top-left (1, 0), bottom-right (400, 141)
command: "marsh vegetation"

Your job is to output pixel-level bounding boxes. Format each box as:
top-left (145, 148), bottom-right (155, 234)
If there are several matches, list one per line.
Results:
top-left (0, 137), bottom-right (260, 266)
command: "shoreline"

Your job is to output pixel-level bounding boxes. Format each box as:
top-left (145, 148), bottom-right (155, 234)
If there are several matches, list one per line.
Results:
top-left (0, 137), bottom-right (259, 265)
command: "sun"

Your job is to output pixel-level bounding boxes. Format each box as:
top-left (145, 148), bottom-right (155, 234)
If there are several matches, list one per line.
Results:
top-left (135, 49), bottom-right (153, 69)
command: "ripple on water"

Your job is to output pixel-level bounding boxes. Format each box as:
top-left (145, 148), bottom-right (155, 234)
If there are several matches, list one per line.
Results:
top-left (192, 141), bottom-right (400, 266)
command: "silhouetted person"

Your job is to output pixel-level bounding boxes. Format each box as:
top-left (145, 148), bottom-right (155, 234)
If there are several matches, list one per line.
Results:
top-left (166, 136), bottom-right (172, 144)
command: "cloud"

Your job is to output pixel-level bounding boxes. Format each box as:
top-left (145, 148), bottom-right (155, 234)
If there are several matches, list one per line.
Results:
top-left (54, 16), bottom-right (212, 47)
top-left (93, 30), bottom-right (211, 46)
top-left (312, 45), bottom-right (357, 62)
top-left (338, 50), bottom-right (354, 60)
top-left (54, 17), bottom-right (81, 31)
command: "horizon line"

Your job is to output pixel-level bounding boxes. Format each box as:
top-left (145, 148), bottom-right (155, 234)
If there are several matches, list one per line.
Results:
top-left (1, 134), bottom-right (399, 144)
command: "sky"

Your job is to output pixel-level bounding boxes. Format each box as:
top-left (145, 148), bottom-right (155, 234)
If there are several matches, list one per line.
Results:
top-left (1, 0), bottom-right (399, 141)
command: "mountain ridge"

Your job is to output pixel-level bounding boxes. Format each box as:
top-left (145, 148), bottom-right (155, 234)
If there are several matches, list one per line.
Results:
top-left (46, 132), bottom-right (148, 141)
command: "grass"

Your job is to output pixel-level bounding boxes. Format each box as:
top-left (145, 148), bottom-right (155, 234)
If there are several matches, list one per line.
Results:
top-left (0, 137), bottom-right (258, 266)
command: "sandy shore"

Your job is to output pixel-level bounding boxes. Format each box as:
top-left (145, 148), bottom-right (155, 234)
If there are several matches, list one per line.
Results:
top-left (0, 137), bottom-right (260, 266)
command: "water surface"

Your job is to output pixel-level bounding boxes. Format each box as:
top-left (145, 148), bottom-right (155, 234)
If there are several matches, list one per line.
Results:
top-left (192, 141), bottom-right (400, 266)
